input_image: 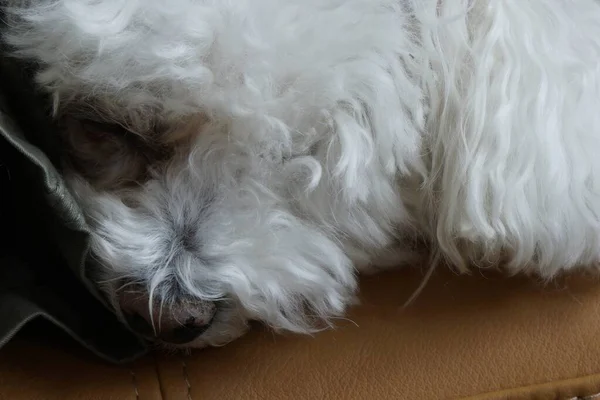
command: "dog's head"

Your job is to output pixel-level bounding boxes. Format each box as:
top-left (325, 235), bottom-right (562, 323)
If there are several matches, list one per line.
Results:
top-left (3, 0), bottom-right (422, 348)
top-left (64, 128), bottom-right (355, 348)
top-left (1, 0), bottom-right (382, 347)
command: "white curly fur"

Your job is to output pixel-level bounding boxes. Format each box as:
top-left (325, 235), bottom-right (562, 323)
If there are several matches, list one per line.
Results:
top-left (4, 0), bottom-right (600, 347)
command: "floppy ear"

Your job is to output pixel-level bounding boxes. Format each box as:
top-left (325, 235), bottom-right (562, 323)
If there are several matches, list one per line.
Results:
top-left (1, 0), bottom-right (219, 116)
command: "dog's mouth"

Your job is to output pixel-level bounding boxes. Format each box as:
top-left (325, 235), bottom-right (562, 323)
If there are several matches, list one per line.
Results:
top-left (114, 283), bottom-right (220, 345)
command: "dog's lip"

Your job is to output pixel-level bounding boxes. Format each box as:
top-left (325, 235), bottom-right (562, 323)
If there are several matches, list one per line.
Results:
top-left (154, 310), bottom-right (218, 344)
top-left (122, 300), bottom-right (220, 344)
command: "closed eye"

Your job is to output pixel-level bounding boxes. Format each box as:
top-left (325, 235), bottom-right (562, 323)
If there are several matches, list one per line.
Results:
top-left (77, 118), bottom-right (135, 139)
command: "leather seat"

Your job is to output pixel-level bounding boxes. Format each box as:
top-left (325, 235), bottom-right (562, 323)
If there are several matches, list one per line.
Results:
top-left (1, 267), bottom-right (600, 399)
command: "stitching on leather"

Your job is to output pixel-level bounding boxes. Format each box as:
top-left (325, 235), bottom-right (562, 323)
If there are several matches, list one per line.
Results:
top-left (568, 393), bottom-right (600, 400)
top-left (462, 372), bottom-right (600, 400)
top-left (153, 353), bottom-right (167, 400)
top-left (182, 358), bottom-right (192, 400)
top-left (129, 369), bottom-right (140, 400)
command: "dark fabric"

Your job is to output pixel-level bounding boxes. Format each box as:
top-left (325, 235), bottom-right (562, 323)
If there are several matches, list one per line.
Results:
top-left (0, 49), bottom-right (148, 363)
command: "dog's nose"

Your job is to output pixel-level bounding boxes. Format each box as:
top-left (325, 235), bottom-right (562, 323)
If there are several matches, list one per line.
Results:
top-left (123, 311), bottom-right (214, 344)
top-left (118, 289), bottom-right (216, 345)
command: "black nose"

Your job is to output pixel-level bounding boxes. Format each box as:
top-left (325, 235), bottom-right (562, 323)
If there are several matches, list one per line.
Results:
top-left (123, 312), bottom-right (214, 345)
top-left (118, 289), bottom-right (217, 345)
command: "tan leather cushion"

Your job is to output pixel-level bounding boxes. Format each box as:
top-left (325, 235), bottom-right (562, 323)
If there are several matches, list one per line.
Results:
top-left (1, 268), bottom-right (600, 399)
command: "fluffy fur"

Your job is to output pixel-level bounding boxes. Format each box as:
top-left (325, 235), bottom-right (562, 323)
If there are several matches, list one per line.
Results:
top-left (4, 0), bottom-right (600, 348)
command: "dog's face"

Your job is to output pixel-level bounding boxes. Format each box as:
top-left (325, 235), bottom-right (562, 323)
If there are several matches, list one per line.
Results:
top-left (3, 0), bottom-right (420, 347)
top-left (55, 99), bottom-right (356, 348)
top-left (3, 0), bottom-right (365, 349)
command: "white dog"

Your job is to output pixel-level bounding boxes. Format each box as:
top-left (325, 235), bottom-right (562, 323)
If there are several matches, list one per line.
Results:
top-left (4, 0), bottom-right (600, 348)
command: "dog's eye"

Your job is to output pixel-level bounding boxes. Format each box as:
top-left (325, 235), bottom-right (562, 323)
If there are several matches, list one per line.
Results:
top-left (78, 118), bottom-right (133, 139)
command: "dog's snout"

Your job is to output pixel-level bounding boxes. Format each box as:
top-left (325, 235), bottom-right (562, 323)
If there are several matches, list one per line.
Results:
top-left (118, 287), bottom-right (216, 345)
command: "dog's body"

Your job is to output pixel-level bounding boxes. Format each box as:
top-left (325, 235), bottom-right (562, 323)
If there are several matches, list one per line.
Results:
top-left (4, 0), bottom-right (600, 348)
